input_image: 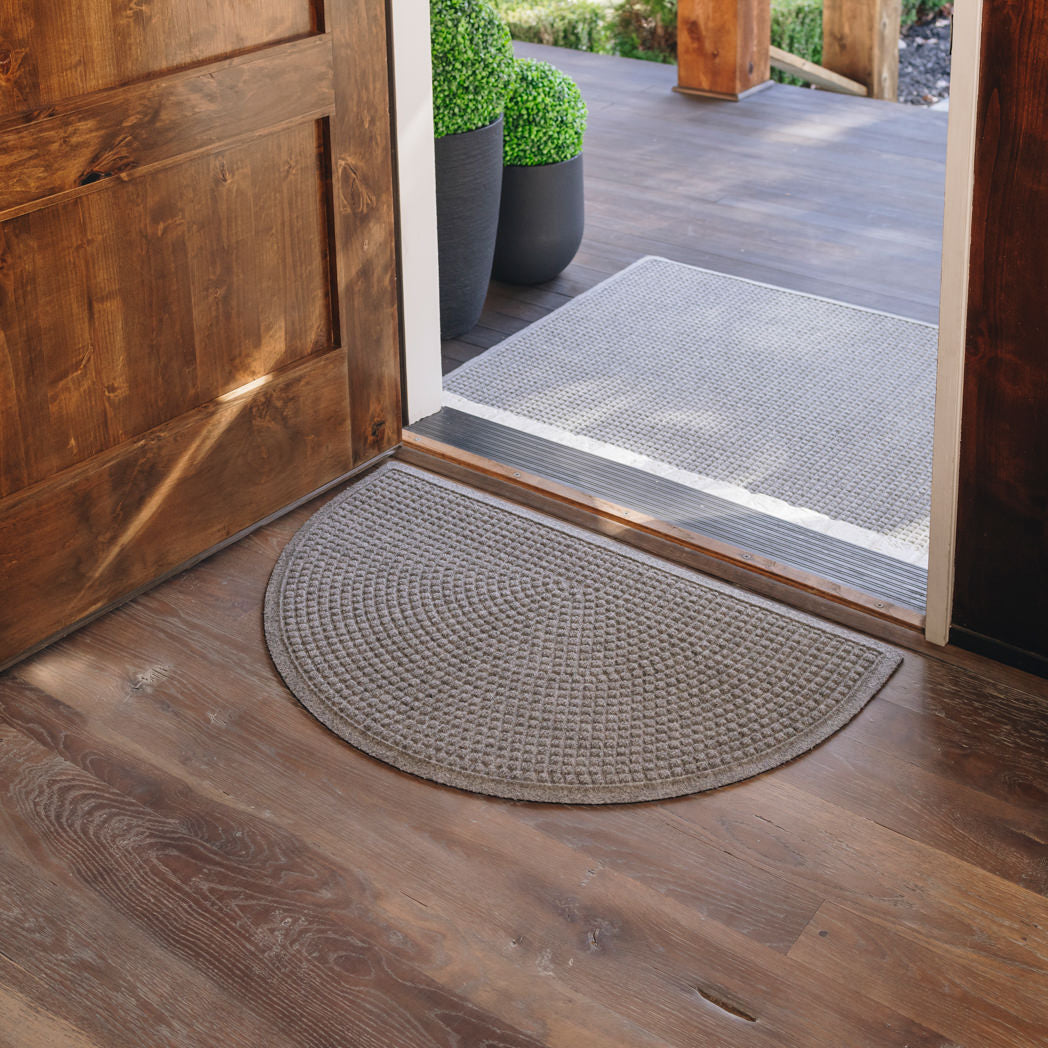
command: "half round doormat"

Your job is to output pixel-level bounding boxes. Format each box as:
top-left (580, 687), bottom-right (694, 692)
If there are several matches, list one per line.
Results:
top-left (265, 462), bottom-right (901, 804)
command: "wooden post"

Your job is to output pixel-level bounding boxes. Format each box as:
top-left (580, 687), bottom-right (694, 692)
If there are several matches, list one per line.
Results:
top-left (823, 0), bottom-right (902, 101)
top-left (675, 0), bottom-right (771, 102)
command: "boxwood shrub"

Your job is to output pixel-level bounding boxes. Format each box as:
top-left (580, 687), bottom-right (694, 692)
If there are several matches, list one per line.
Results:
top-left (503, 58), bottom-right (588, 166)
top-left (431, 0), bottom-right (516, 138)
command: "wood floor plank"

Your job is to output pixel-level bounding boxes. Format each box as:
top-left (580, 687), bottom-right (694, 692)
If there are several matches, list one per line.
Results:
top-left (0, 982), bottom-right (102, 1048)
top-left (0, 716), bottom-right (552, 1048)
top-left (836, 662), bottom-right (1048, 814)
top-left (773, 732), bottom-right (1048, 895)
top-left (669, 777), bottom-right (1048, 981)
top-left (1, 673), bottom-right (947, 1048)
top-left (0, 808), bottom-right (302, 1048)
top-left (790, 901), bottom-right (1048, 1048)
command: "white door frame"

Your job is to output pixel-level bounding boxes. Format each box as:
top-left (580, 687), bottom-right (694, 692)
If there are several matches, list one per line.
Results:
top-left (389, 1), bottom-right (443, 423)
top-left (388, 1), bottom-right (985, 645)
top-left (925, 0), bottom-right (983, 644)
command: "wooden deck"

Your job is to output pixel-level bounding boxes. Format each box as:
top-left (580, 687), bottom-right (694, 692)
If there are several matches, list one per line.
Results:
top-left (1, 453), bottom-right (1047, 1047)
top-left (443, 42), bottom-right (947, 374)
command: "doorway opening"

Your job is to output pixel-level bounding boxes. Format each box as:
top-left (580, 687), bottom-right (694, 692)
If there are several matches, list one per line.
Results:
top-left (407, 2), bottom-right (969, 634)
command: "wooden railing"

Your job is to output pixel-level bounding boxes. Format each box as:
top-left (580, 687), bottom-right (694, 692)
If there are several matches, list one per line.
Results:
top-left (676, 0), bottom-right (901, 101)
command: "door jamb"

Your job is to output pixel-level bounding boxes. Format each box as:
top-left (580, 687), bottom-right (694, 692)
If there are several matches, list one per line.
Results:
top-left (389, 1), bottom-right (443, 424)
top-left (925, 0), bottom-right (983, 645)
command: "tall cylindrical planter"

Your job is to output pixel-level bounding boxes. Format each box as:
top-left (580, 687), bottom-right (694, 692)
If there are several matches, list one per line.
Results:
top-left (492, 154), bottom-right (584, 286)
top-left (434, 117), bottom-right (504, 339)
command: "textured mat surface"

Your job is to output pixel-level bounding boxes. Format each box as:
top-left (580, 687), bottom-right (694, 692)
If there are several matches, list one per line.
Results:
top-left (265, 463), bottom-right (902, 803)
top-left (443, 257), bottom-right (937, 564)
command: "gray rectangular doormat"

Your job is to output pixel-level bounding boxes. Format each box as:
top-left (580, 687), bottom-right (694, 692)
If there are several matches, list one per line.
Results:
top-left (443, 257), bottom-right (937, 566)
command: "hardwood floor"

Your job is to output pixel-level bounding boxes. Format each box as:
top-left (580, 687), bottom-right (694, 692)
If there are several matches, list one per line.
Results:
top-left (442, 42), bottom-right (948, 376)
top-left (2, 459), bottom-right (1046, 1048)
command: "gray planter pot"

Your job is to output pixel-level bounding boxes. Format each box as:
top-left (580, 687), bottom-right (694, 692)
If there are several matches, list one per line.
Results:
top-left (434, 117), bottom-right (504, 339)
top-left (492, 153), bottom-right (584, 285)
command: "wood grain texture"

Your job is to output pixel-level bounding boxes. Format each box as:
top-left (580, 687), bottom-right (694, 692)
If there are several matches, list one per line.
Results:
top-left (2, 464), bottom-right (1046, 1046)
top-left (0, 350), bottom-right (352, 665)
top-left (677, 0), bottom-right (771, 98)
top-left (954, 0), bottom-right (1048, 663)
top-left (328, 0), bottom-right (403, 464)
top-left (0, 0), bottom-right (316, 114)
top-left (0, 36), bottom-right (335, 220)
top-left (0, 0), bottom-right (402, 667)
top-left (822, 0), bottom-right (902, 100)
top-left (0, 124), bottom-right (334, 496)
top-left (790, 900), bottom-right (1047, 1048)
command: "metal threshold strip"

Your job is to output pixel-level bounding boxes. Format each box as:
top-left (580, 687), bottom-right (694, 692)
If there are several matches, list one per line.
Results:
top-left (406, 407), bottom-right (927, 631)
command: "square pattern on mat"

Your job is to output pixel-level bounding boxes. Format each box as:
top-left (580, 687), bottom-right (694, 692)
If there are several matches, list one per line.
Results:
top-left (265, 462), bottom-right (902, 804)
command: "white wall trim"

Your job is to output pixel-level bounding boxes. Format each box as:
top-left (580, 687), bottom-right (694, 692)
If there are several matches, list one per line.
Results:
top-left (390, 1), bottom-right (443, 423)
top-left (925, 0), bottom-right (984, 645)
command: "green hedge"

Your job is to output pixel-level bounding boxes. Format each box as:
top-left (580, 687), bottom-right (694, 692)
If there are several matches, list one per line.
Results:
top-left (493, 0), bottom-right (935, 77)
top-left (612, 0), bottom-right (677, 63)
top-left (901, 0), bottom-right (924, 26)
top-left (492, 0), bottom-right (676, 62)
top-left (492, 0), bottom-right (614, 52)
top-left (770, 0), bottom-right (822, 85)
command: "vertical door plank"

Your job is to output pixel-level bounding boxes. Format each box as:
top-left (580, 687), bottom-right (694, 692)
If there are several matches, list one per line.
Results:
top-left (326, 0), bottom-right (403, 461)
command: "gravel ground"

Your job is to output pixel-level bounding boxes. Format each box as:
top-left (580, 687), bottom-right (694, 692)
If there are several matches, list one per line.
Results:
top-left (898, 15), bottom-right (953, 105)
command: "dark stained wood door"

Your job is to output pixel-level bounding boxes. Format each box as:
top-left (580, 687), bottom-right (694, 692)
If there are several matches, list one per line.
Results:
top-left (0, 0), bottom-right (402, 666)
top-left (953, 0), bottom-right (1048, 674)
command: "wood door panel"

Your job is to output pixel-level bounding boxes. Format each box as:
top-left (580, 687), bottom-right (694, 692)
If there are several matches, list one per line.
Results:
top-left (954, 1), bottom-right (1048, 664)
top-left (0, 1), bottom-right (318, 115)
top-left (0, 349), bottom-right (352, 662)
top-left (0, 36), bottom-right (335, 221)
top-left (1, 123), bottom-right (336, 497)
top-left (0, 0), bottom-right (400, 667)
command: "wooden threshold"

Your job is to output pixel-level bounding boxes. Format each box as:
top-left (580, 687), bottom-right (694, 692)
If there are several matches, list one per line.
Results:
top-left (400, 430), bottom-right (926, 641)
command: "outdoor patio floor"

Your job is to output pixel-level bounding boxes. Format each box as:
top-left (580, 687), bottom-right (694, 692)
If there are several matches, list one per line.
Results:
top-left (442, 41), bottom-right (948, 375)
top-left (428, 43), bottom-right (949, 615)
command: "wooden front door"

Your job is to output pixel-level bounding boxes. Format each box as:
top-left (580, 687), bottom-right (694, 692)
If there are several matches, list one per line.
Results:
top-left (0, 1), bottom-right (401, 667)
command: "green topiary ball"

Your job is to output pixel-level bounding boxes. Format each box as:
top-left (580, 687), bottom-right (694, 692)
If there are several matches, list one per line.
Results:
top-left (431, 0), bottom-right (516, 138)
top-left (503, 58), bottom-right (588, 167)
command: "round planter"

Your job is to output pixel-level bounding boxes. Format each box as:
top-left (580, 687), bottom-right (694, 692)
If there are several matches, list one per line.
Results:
top-left (492, 153), bottom-right (584, 285)
top-left (434, 117), bottom-right (504, 339)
